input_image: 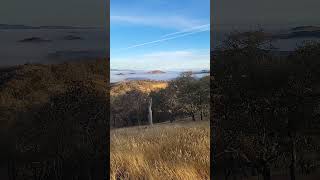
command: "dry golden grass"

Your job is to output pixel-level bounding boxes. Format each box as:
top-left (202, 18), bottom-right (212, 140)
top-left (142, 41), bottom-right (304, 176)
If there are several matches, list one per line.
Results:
top-left (110, 80), bottom-right (168, 96)
top-left (111, 120), bottom-right (210, 180)
top-left (0, 59), bottom-right (108, 125)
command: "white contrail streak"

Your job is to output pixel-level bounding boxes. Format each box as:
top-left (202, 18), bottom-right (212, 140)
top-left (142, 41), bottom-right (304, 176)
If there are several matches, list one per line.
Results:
top-left (117, 27), bottom-right (209, 51)
top-left (161, 24), bottom-right (210, 38)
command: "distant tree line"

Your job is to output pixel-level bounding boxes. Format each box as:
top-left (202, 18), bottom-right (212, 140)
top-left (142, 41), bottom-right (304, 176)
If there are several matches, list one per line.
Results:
top-left (212, 30), bottom-right (320, 180)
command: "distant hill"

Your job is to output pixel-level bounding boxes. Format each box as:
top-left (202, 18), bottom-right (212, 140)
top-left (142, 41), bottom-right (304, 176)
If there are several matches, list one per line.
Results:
top-left (111, 80), bottom-right (167, 96)
top-left (274, 30), bottom-right (320, 39)
top-left (230, 26), bottom-right (320, 40)
top-left (147, 70), bottom-right (166, 74)
top-left (191, 70), bottom-right (210, 74)
top-left (18, 37), bottom-right (52, 43)
top-left (273, 26), bottom-right (320, 39)
top-left (62, 35), bottom-right (83, 40)
top-left (291, 26), bottom-right (320, 32)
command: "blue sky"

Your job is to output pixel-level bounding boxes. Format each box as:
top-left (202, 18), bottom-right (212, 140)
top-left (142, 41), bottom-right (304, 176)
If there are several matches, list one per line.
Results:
top-left (110, 0), bottom-right (210, 71)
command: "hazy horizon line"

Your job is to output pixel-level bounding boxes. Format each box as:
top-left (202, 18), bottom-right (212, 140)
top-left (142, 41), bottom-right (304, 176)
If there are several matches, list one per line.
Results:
top-left (0, 23), bottom-right (104, 29)
top-left (111, 68), bottom-right (210, 72)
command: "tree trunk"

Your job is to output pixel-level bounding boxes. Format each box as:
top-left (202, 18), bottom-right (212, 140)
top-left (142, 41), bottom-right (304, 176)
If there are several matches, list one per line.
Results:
top-left (224, 168), bottom-right (229, 180)
top-left (262, 164), bottom-right (271, 180)
top-left (53, 159), bottom-right (62, 180)
top-left (148, 98), bottom-right (153, 125)
top-left (33, 166), bottom-right (37, 180)
top-left (192, 113), bottom-right (196, 121)
top-left (8, 160), bottom-right (16, 180)
top-left (170, 114), bottom-right (174, 123)
top-left (90, 165), bottom-right (94, 180)
top-left (290, 133), bottom-right (297, 180)
top-left (90, 160), bottom-right (104, 180)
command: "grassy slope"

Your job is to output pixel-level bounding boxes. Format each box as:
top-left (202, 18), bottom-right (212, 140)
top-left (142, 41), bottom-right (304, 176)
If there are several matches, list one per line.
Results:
top-left (0, 59), bottom-right (108, 125)
top-left (110, 120), bottom-right (210, 180)
top-left (110, 80), bottom-right (168, 96)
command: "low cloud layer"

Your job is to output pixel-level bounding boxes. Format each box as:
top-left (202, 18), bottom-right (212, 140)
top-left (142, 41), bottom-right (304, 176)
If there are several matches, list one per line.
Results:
top-left (111, 49), bottom-right (209, 71)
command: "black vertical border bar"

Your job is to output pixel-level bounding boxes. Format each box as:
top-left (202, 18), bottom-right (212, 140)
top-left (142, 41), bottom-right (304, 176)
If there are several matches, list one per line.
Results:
top-left (104, 0), bottom-right (110, 179)
top-left (210, 0), bottom-right (215, 179)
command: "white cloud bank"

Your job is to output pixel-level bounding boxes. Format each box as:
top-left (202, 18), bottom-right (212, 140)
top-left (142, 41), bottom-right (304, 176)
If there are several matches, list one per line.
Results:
top-left (111, 49), bottom-right (210, 71)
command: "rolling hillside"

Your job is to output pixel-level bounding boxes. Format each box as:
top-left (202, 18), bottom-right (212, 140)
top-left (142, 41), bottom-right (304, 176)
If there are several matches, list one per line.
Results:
top-left (110, 80), bottom-right (168, 96)
top-left (0, 59), bottom-right (108, 124)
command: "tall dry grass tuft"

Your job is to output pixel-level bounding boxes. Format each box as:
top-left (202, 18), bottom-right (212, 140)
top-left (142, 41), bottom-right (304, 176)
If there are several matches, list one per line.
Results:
top-left (111, 120), bottom-right (210, 180)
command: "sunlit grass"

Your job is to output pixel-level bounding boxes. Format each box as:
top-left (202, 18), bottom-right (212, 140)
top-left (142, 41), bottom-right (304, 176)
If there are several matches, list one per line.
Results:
top-left (110, 120), bottom-right (210, 180)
